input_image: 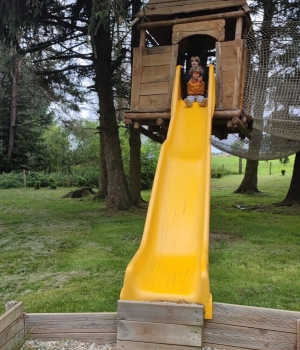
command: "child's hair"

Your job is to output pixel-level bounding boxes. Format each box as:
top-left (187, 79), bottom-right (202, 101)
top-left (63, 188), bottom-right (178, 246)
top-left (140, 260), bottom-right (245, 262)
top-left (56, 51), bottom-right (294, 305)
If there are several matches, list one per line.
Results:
top-left (189, 65), bottom-right (204, 76)
top-left (190, 56), bottom-right (201, 65)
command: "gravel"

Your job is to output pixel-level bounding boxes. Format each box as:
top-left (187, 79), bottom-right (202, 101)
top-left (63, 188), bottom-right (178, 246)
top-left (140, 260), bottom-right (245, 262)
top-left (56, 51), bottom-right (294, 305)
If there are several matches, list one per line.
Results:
top-left (21, 339), bottom-right (224, 350)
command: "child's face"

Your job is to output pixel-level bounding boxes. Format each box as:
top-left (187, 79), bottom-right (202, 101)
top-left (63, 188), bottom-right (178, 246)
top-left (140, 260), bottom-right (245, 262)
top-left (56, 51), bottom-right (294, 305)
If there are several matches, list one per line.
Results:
top-left (192, 72), bottom-right (200, 80)
top-left (191, 60), bottom-right (199, 67)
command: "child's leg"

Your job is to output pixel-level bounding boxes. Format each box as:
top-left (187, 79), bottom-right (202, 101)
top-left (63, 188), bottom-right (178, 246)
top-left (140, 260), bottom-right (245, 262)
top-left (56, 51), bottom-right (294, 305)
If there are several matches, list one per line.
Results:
top-left (197, 95), bottom-right (208, 107)
top-left (184, 95), bottom-right (194, 107)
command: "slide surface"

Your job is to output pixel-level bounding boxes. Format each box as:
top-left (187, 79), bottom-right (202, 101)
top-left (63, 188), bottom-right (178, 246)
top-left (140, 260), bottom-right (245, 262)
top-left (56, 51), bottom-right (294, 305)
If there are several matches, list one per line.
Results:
top-left (120, 65), bottom-right (215, 319)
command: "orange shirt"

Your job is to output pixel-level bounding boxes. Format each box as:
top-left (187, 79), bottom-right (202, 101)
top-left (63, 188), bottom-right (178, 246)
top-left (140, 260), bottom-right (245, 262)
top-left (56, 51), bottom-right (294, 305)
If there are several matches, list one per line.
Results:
top-left (187, 77), bottom-right (205, 96)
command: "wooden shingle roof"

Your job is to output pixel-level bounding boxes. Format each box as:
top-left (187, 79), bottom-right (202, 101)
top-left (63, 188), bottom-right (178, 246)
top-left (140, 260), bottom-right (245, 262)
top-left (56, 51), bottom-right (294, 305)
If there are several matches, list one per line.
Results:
top-left (137, 0), bottom-right (247, 18)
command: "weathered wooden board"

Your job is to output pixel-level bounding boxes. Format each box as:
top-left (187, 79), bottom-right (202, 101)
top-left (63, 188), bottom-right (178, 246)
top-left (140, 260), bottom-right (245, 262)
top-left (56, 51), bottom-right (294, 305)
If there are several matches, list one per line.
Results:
top-left (140, 82), bottom-right (169, 96)
top-left (0, 329), bottom-right (25, 350)
top-left (172, 20), bottom-right (225, 44)
top-left (222, 70), bottom-right (236, 84)
top-left (210, 303), bottom-right (300, 333)
top-left (142, 53), bottom-right (172, 67)
top-left (202, 343), bottom-right (252, 350)
top-left (0, 303), bottom-right (24, 350)
top-left (143, 46), bottom-right (172, 55)
top-left (139, 94), bottom-right (169, 110)
top-left (117, 320), bottom-right (202, 347)
top-left (0, 303), bottom-right (23, 334)
top-left (297, 319), bottom-right (300, 350)
top-left (215, 41), bottom-right (223, 109)
top-left (141, 65), bottom-right (170, 84)
top-left (138, 0), bottom-right (246, 17)
top-left (116, 340), bottom-right (200, 349)
top-left (118, 301), bottom-right (204, 326)
top-left (203, 322), bottom-right (296, 350)
top-left (27, 332), bottom-right (117, 344)
top-left (26, 313), bottom-right (117, 334)
top-left (220, 57), bottom-right (237, 72)
top-left (0, 317), bottom-right (24, 348)
top-left (167, 45), bottom-right (179, 106)
top-left (131, 47), bottom-right (143, 110)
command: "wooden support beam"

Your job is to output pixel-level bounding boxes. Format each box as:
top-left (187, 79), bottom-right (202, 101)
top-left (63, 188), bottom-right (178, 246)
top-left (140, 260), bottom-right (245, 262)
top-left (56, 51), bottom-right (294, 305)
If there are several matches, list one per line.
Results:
top-left (235, 17), bottom-right (243, 40)
top-left (213, 109), bottom-right (241, 118)
top-left (139, 29), bottom-right (146, 48)
top-left (139, 126), bottom-right (163, 144)
top-left (139, 10), bottom-right (246, 29)
top-left (242, 4), bottom-right (252, 13)
top-left (232, 117), bottom-right (252, 139)
top-left (156, 118), bottom-right (169, 130)
top-left (124, 111), bottom-right (171, 120)
top-left (124, 118), bottom-right (133, 126)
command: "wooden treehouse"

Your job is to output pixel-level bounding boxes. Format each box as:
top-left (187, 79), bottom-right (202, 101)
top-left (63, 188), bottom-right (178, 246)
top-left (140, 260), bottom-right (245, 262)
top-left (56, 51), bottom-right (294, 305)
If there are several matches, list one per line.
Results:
top-left (125, 0), bottom-right (252, 142)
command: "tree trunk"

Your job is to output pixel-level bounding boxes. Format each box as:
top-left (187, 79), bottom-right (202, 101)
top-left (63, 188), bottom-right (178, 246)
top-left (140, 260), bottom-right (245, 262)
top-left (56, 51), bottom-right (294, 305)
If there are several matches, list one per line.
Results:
top-left (128, 128), bottom-right (145, 205)
top-left (94, 127), bottom-right (108, 199)
top-left (6, 57), bottom-right (21, 173)
top-left (234, 159), bottom-right (260, 194)
top-left (276, 152), bottom-right (300, 205)
top-left (93, 25), bottom-right (132, 210)
top-left (239, 157), bottom-right (243, 174)
top-left (127, 0), bottom-right (144, 206)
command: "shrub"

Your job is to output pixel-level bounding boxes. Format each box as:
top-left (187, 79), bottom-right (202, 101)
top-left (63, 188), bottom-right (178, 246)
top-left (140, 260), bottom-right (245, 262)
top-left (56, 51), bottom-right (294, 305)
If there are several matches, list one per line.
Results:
top-left (77, 176), bottom-right (87, 187)
top-left (281, 169), bottom-right (286, 175)
top-left (34, 181), bottom-right (41, 190)
top-left (211, 170), bottom-right (223, 178)
top-left (0, 173), bottom-right (23, 189)
top-left (48, 177), bottom-right (57, 189)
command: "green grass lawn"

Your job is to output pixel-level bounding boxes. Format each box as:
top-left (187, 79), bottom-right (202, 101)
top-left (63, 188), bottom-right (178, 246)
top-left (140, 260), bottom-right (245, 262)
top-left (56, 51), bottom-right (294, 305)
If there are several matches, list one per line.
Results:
top-left (1, 163), bottom-right (300, 315)
top-left (212, 153), bottom-right (295, 176)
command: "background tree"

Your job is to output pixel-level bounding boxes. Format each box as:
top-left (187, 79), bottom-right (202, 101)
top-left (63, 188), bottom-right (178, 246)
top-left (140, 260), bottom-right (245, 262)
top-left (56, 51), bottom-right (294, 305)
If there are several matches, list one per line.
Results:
top-left (0, 0), bottom-right (135, 209)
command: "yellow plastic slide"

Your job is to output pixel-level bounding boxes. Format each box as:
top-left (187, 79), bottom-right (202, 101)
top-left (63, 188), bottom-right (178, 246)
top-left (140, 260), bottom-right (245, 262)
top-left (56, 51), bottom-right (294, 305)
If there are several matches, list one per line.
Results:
top-left (120, 65), bottom-right (215, 319)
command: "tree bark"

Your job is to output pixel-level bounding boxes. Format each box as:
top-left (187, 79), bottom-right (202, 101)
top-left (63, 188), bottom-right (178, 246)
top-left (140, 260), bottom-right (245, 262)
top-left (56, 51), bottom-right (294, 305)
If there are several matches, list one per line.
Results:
top-left (94, 126), bottom-right (108, 199)
top-left (128, 128), bottom-right (145, 205)
top-left (93, 25), bottom-right (133, 210)
top-left (127, 0), bottom-right (145, 206)
top-left (276, 152), bottom-right (300, 205)
top-left (234, 159), bottom-right (260, 194)
top-left (6, 57), bottom-right (21, 173)
top-left (239, 157), bottom-right (243, 174)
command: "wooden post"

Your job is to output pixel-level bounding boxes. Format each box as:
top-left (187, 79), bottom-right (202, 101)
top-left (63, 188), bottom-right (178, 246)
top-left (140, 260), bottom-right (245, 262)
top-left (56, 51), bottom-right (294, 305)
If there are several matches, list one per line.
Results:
top-left (5, 301), bottom-right (19, 311)
top-left (23, 170), bottom-right (26, 188)
top-left (269, 162), bottom-right (272, 175)
top-left (139, 29), bottom-right (146, 48)
top-left (235, 17), bottom-right (243, 40)
top-left (239, 157), bottom-right (243, 174)
top-left (116, 301), bottom-right (204, 350)
top-left (222, 164), bottom-right (225, 176)
top-left (297, 319), bottom-right (300, 350)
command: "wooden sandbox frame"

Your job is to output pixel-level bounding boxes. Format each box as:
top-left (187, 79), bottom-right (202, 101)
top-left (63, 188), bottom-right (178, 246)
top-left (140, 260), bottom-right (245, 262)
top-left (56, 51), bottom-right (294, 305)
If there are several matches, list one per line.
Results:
top-left (1, 301), bottom-right (300, 350)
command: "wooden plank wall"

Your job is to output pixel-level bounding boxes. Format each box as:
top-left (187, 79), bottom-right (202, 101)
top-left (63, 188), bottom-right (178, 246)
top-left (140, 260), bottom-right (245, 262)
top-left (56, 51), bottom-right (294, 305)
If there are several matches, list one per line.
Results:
top-left (116, 301), bottom-right (204, 350)
top-left (0, 302), bottom-right (25, 350)
top-left (0, 302), bottom-right (297, 349)
top-left (203, 303), bottom-right (300, 350)
top-left (131, 45), bottom-right (178, 111)
top-left (26, 313), bottom-right (117, 345)
top-left (216, 39), bottom-right (245, 110)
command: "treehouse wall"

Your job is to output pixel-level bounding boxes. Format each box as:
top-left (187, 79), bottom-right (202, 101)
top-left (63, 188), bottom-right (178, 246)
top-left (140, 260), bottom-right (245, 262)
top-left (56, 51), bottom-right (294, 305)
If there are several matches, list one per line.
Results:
top-left (131, 45), bottom-right (178, 111)
top-left (215, 39), bottom-right (247, 110)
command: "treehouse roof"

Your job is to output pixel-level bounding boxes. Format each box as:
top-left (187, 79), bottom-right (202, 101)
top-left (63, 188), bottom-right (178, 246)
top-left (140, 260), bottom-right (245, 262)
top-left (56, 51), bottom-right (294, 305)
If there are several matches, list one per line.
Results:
top-left (137, 0), bottom-right (247, 19)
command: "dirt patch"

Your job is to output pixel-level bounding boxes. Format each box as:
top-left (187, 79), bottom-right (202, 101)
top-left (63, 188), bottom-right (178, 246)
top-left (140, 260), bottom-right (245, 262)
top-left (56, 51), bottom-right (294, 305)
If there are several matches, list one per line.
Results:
top-left (234, 203), bottom-right (300, 216)
top-left (210, 232), bottom-right (241, 248)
